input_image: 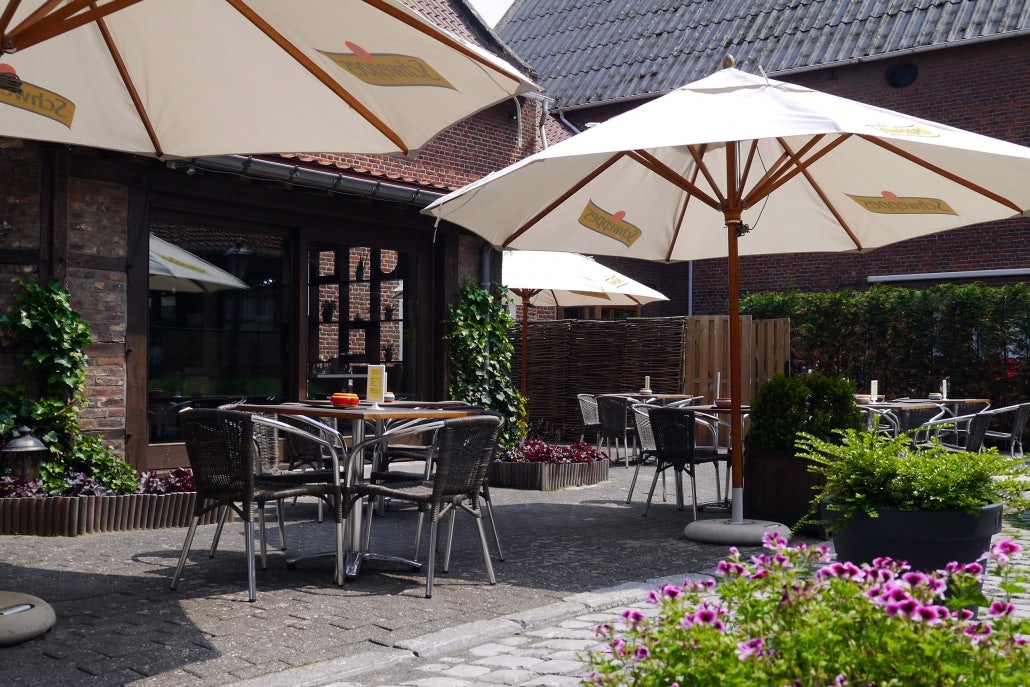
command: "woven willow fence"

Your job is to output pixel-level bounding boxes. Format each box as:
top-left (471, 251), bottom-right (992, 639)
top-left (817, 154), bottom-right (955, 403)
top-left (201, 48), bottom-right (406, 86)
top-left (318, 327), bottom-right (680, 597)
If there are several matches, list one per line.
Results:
top-left (509, 316), bottom-right (790, 441)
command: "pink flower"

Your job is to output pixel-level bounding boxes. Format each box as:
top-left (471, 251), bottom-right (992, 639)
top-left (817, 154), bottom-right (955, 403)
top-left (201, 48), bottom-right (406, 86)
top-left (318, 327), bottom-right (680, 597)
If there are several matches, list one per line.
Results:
top-left (989, 601), bottom-right (1016, 617)
top-left (622, 609), bottom-right (645, 626)
top-left (736, 637), bottom-right (765, 660)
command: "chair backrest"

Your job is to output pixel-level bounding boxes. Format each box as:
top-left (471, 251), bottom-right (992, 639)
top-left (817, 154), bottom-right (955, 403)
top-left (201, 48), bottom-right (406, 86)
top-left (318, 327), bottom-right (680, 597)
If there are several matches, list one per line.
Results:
top-left (280, 414), bottom-right (331, 470)
top-left (647, 406), bottom-right (699, 466)
top-left (896, 404), bottom-right (947, 442)
top-left (179, 408), bottom-right (255, 504)
top-left (431, 414), bottom-right (503, 500)
top-left (596, 395), bottom-right (631, 433)
top-left (577, 394), bottom-right (600, 426)
top-left (951, 400), bottom-right (990, 418)
top-left (1010, 402), bottom-right (1030, 437)
top-left (631, 403), bottom-right (656, 452)
top-left (964, 411), bottom-right (992, 453)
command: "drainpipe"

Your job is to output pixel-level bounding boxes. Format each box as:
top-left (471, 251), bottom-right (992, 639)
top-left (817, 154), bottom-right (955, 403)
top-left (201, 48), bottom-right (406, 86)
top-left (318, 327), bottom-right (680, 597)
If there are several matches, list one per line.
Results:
top-left (556, 110), bottom-right (582, 134)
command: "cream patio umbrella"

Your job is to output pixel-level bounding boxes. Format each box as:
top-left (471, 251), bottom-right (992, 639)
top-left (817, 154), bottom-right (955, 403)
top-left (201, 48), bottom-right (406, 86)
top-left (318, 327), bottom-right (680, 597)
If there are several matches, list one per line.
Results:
top-left (0, 0), bottom-right (537, 159)
top-left (502, 249), bottom-right (668, 394)
top-left (148, 234), bottom-right (249, 293)
top-left (424, 62), bottom-right (1030, 538)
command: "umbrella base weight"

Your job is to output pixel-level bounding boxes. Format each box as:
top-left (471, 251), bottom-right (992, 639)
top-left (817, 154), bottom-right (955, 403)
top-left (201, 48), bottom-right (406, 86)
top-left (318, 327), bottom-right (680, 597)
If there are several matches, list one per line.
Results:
top-left (683, 518), bottom-right (789, 546)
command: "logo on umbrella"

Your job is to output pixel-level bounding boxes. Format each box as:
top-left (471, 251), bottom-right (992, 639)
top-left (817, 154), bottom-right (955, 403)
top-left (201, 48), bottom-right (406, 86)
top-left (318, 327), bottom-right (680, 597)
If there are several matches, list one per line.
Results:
top-left (320, 42), bottom-right (454, 89)
top-left (867, 123), bottom-right (939, 137)
top-left (579, 201), bottom-right (641, 247)
top-left (0, 81), bottom-right (74, 127)
top-left (847, 190), bottom-right (956, 215)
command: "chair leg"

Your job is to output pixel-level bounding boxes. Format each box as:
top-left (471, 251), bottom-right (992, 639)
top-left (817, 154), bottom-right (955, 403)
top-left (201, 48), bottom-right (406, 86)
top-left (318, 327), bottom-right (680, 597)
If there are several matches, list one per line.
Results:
top-left (276, 499), bottom-right (287, 550)
top-left (412, 510), bottom-right (426, 561)
top-left (673, 467), bottom-right (685, 511)
top-left (689, 466), bottom-right (700, 521)
top-left (334, 516), bottom-right (345, 587)
top-left (482, 487), bottom-right (505, 560)
top-left (245, 520), bottom-right (257, 602)
top-left (443, 505), bottom-right (458, 573)
top-left (171, 515), bottom-right (200, 591)
top-left (643, 467), bottom-right (663, 516)
top-left (425, 519), bottom-right (438, 598)
top-left (210, 504), bottom-right (229, 557)
top-left (626, 458), bottom-right (644, 504)
top-left (258, 503), bottom-right (269, 570)
top-left (474, 514), bottom-right (497, 586)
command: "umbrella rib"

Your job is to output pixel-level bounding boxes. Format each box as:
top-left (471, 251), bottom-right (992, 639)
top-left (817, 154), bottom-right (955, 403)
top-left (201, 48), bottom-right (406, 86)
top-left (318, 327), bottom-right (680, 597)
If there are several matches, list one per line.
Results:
top-left (93, 10), bottom-right (163, 157)
top-left (860, 134), bottom-right (1024, 213)
top-left (777, 137), bottom-right (864, 250)
top-left (3, 0), bottom-right (141, 53)
top-left (743, 134), bottom-right (847, 206)
top-left (226, 0), bottom-right (410, 155)
top-left (502, 154), bottom-right (624, 247)
top-left (629, 150), bottom-right (722, 210)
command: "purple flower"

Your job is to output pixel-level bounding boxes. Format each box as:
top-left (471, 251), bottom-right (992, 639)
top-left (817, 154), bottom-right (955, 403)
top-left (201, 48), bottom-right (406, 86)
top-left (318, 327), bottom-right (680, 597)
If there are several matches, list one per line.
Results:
top-left (736, 637), bottom-right (765, 660)
top-left (634, 646), bottom-right (651, 660)
top-left (622, 609), bottom-right (645, 626)
top-left (989, 601), bottom-right (1016, 617)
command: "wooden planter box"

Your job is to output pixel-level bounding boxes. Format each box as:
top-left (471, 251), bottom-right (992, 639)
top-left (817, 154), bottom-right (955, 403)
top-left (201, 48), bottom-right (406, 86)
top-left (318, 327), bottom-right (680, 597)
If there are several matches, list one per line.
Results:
top-left (743, 448), bottom-right (826, 536)
top-left (0, 492), bottom-right (218, 537)
top-left (487, 460), bottom-right (609, 491)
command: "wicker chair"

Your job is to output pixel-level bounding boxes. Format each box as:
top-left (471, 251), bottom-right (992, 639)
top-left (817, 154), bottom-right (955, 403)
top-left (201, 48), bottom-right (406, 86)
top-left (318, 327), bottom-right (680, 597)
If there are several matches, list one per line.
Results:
top-left (596, 394), bottom-right (637, 467)
top-left (170, 408), bottom-right (346, 601)
top-left (356, 414), bottom-right (503, 597)
top-left (577, 393), bottom-right (601, 447)
top-left (983, 402), bottom-right (1030, 458)
top-left (626, 403), bottom-right (662, 505)
top-left (645, 406), bottom-right (727, 519)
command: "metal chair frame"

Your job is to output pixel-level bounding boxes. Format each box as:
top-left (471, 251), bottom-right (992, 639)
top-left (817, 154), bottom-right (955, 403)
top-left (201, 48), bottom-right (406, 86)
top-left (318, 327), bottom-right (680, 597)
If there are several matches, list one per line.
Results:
top-left (170, 409), bottom-right (345, 601)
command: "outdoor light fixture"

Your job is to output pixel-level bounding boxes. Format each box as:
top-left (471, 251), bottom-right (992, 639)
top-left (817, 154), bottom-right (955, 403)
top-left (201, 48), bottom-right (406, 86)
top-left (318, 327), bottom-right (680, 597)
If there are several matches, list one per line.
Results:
top-left (0, 426), bottom-right (47, 480)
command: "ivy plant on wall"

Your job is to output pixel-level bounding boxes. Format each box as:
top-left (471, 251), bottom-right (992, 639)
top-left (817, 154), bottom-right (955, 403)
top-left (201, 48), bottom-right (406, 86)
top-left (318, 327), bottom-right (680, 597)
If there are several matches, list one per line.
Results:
top-left (444, 280), bottom-right (527, 449)
top-left (0, 279), bottom-right (138, 494)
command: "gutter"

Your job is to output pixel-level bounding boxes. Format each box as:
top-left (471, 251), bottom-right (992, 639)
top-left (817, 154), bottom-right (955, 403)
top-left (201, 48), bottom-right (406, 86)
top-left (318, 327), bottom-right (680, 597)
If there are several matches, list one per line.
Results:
top-left (868, 268), bottom-right (1030, 283)
top-left (177, 155), bottom-right (446, 208)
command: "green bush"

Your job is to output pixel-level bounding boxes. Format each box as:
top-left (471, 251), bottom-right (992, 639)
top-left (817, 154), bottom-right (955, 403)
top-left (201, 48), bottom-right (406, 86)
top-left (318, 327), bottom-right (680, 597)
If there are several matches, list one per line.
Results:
top-left (745, 372), bottom-right (863, 451)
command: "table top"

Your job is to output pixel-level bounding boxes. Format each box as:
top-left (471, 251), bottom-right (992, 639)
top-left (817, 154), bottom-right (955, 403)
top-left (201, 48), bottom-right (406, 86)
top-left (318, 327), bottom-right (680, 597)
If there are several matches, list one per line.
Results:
top-left (237, 401), bottom-right (477, 422)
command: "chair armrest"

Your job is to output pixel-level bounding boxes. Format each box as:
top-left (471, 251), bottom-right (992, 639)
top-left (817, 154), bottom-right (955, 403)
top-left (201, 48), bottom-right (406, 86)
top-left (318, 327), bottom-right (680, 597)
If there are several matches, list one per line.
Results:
top-left (252, 415), bottom-right (342, 486)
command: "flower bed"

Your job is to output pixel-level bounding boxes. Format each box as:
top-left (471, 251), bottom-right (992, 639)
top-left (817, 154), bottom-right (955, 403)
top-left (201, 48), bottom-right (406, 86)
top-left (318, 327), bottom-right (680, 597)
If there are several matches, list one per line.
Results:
top-left (0, 468), bottom-right (216, 536)
top-left (0, 492), bottom-right (217, 536)
top-left (488, 440), bottom-right (609, 491)
top-left (586, 533), bottom-right (1030, 687)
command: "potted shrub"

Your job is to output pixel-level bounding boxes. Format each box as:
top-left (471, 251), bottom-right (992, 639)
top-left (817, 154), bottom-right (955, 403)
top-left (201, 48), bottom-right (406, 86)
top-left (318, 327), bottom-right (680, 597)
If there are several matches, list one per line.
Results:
top-left (587, 532), bottom-right (1030, 686)
top-left (798, 429), bottom-right (1029, 570)
top-left (743, 372), bottom-right (863, 532)
top-left (488, 439), bottom-right (609, 491)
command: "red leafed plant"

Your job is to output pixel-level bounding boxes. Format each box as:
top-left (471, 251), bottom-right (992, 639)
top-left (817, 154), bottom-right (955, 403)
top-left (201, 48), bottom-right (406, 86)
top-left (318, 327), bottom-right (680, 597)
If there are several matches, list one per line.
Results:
top-left (500, 439), bottom-right (608, 464)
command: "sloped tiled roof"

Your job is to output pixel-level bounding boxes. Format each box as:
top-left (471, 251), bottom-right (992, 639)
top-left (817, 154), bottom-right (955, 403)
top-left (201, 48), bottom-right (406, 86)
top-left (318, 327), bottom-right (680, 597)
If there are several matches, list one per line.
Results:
top-left (498, 0), bottom-right (1030, 111)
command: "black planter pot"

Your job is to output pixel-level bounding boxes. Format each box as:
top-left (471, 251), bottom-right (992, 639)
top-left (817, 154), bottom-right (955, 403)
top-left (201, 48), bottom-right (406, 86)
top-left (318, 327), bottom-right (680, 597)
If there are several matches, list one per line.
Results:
top-left (826, 502), bottom-right (1003, 571)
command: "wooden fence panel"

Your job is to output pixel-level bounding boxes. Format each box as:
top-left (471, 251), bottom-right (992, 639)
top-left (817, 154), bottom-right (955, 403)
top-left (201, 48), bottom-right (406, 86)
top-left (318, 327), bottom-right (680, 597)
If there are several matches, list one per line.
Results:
top-left (510, 316), bottom-right (788, 441)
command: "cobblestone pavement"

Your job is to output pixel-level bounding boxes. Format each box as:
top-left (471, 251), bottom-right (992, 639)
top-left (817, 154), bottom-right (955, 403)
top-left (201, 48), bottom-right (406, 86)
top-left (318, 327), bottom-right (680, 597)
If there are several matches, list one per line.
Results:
top-left (2, 463), bottom-right (1028, 687)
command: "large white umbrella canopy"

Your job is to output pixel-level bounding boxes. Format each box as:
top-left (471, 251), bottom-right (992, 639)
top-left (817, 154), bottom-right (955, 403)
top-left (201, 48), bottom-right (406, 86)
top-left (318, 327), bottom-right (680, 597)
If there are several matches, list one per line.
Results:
top-left (0, 0), bottom-right (537, 159)
top-left (503, 250), bottom-right (668, 308)
top-left (503, 249), bottom-right (668, 393)
top-left (424, 64), bottom-right (1030, 528)
top-left (148, 234), bottom-right (249, 293)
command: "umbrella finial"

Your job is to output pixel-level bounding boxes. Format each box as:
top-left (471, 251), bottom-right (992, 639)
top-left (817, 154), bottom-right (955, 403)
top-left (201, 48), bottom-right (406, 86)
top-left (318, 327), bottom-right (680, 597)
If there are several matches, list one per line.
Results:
top-left (722, 53), bottom-right (736, 69)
